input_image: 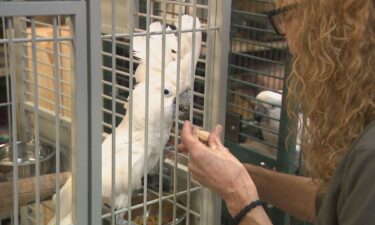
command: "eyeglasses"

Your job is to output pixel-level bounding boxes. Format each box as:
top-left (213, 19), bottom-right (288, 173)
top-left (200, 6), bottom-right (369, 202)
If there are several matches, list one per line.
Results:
top-left (267, 3), bottom-right (299, 36)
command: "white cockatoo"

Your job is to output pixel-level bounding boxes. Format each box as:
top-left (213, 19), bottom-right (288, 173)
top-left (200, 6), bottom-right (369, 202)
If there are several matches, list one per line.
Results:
top-left (48, 77), bottom-right (191, 225)
top-left (254, 90), bottom-right (305, 172)
top-left (254, 90), bottom-right (282, 146)
top-left (48, 15), bottom-right (201, 225)
top-left (100, 78), bottom-right (191, 219)
top-left (254, 90), bottom-right (303, 150)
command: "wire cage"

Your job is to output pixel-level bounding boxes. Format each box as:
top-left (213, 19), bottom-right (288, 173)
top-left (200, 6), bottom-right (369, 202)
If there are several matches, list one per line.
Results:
top-left (226, 0), bottom-right (288, 161)
top-left (223, 0), bottom-right (304, 224)
top-left (0, 4), bottom-right (88, 225)
top-left (0, 0), bottom-right (230, 225)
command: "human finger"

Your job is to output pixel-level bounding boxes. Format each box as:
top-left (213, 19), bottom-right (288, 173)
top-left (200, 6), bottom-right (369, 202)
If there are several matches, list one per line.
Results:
top-left (181, 121), bottom-right (196, 141)
top-left (181, 121), bottom-right (204, 152)
top-left (178, 143), bottom-right (187, 153)
top-left (207, 124), bottom-right (225, 149)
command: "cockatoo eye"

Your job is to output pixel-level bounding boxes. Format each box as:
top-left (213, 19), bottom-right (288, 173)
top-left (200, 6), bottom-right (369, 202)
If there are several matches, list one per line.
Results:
top-left (164, 88), bottom-right (173, 97)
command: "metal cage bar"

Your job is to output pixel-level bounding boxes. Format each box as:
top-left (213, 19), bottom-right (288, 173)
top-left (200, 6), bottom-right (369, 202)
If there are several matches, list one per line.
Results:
top-left (172, 2), bottom-right (183, 225)
top-left (30, 17), bottom-right (42, 225)
top-left (157, 0), bottom-right (168, 225)
top-left (110, 0), bottom-right (117, 223)
top-left (52, 16), bottom-right (62, 225)
top-left (7, 17), bottom-right (20, 225)
top-left (0, 1), bottom-right (89, 225)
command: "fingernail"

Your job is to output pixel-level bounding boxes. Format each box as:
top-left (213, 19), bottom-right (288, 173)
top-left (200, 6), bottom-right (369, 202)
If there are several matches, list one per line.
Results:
top-left (215, 124), bottom-right (223, 132)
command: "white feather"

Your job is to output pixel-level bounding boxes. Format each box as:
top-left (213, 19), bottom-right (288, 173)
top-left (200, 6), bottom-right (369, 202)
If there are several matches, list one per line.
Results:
top-left (255, 90), bottom-right (282, 146)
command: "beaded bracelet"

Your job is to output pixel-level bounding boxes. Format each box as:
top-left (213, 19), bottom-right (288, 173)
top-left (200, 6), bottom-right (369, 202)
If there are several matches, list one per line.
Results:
top-left (233, 199), bottom-right (264, 225)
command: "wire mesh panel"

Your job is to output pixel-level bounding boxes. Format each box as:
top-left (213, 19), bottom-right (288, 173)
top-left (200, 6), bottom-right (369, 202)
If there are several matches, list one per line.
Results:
top-left (0, 2), bottom-right (88, 225)
top-left (225, 0), bottom-right (290, 163)
top-left (21, 16), bottom-right (74, 225)
top-left (97, 0), bottom-right (229, 225)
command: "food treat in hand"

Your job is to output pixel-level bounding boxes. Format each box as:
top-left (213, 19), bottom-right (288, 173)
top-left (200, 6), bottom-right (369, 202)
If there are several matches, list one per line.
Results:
top-left (195, 128), bottom-right (209, 143)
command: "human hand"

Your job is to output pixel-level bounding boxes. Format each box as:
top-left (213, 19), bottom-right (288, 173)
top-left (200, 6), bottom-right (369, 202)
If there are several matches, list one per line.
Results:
top-left (180, 121), bottom-right (260, 216)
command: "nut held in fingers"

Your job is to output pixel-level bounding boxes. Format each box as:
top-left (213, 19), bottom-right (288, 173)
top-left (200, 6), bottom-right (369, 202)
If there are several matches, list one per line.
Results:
top-left (195, 129), bottom-right (209, 142)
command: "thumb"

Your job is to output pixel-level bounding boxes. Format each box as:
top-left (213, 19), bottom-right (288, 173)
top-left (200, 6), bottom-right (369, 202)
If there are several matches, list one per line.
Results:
top-left (181, 121), bottom-right (201, 151)
top-left (208, 124), bottom-right (225, 149)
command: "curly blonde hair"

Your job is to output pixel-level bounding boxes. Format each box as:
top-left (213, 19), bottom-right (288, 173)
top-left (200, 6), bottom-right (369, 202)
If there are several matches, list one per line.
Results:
top-left (286, 0), bottom-right (375, 189)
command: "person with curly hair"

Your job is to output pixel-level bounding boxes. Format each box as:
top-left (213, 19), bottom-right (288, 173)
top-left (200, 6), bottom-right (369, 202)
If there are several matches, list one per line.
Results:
top-left (180, 0), bottom-right (375, 224)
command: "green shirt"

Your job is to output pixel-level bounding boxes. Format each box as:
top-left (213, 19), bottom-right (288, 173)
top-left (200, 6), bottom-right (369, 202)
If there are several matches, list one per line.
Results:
top-left (315, 120), bottom-right (375, 225)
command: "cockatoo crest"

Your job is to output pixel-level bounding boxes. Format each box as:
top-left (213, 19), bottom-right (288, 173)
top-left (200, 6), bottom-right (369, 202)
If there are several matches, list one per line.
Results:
top-left (256, 90), bottom-right (282, 109)
top-left (133, 22), bottom-right (177, 71)
top-left (133, 15), bottom-right (202, 94)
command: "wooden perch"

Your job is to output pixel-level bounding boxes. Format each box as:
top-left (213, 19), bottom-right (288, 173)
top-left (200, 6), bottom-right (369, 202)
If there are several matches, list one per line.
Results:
top-left (0, 172), bottom-right (70, 214)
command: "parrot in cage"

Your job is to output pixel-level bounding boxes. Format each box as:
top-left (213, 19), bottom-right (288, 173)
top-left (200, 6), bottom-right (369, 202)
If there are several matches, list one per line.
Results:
top-left (48, 15), bottom-right (202, 225)
top-left (254, 90), bottom-right (283, 146)
top-left (254, 90), bottom-right (303, 150)
top-left (254, 90), bottom-right (304, 173)
top-left (48, 78), bottom-right (191, 225)
top-left (133, 14), bottom-right (202, 92)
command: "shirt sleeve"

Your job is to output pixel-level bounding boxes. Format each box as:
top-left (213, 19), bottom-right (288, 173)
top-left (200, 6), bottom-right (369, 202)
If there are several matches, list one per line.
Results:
top-left (338, 146), bottom-right (375, 225)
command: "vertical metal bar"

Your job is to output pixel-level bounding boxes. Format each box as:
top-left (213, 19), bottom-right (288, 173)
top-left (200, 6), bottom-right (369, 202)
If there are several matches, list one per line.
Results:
top-left (207, 0), bottom-right (231, 142)
top-left (2, 17), bottom-right (12, 146)
top-left (110, 0), bottom-right (117, 223)
top-left (7, 17), bottom-right (19, 225)
top-left (87, 0), bottom-right (103, 222)
top-left (0, 17), bottom-right (12, 143)
top-left (173, 1), bottom-right (183, 224)
top-left (143, 0), bottom-right (151, 224)
top-left (52, 16), bottom-right (61, 225)
top-left (202, 0), bottom-right (212, 223)
top-left (203, 0), bottom-right (212, 130)
top-left (273, 58), bottom-right (294, 225)
top-left (57, 16), bottom-right (64, 117)
top-left (201, 0), bottom-right (212, 222)
top-left (158, 0), bottom-right (168, 224)
top-left (203, 0), bottom-right (232, 223)
top-left (14, 18), bottom-right (29, 142)
top-left (186, 1), bottom-right (198, 224)
top-left (12, 19), bottom-right (30, 225)
top-left (30, 17), bottom-right (41, 225)
top-left (127, 0), bottom-right (135, 223)
top-left (188, 0), bottom-right (197, 125)
top-left (72, 6), bottom-right (89, 225)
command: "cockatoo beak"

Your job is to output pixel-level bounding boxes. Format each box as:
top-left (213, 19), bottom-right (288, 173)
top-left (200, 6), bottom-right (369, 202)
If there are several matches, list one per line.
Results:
top-left (174, 90), bottom-right (191, 119)
top-left (254, 102), bottom-right (268, 123)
